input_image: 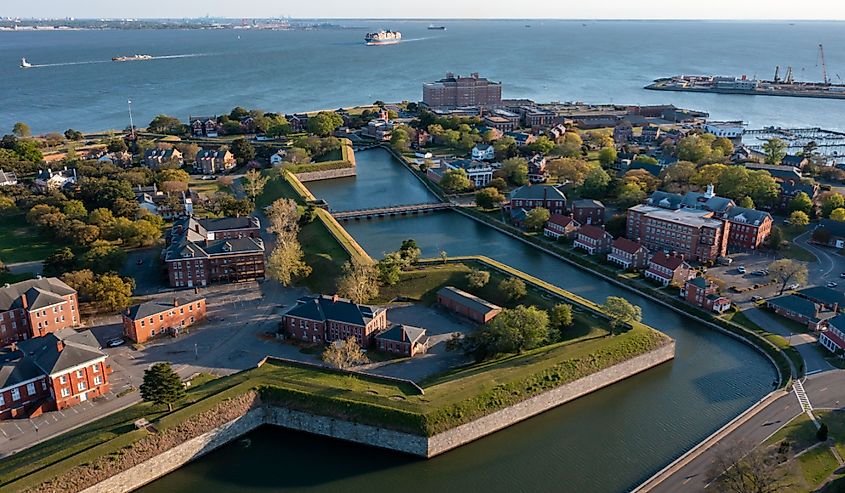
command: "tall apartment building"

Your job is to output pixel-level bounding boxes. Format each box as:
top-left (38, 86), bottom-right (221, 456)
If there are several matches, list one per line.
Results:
top-left (164, 216), bottom-right (265, 288)
top-left (626, 205), bottom-right (729, 262)
top-left (422, 73), bottom-right (502, 109)
top-left (0, 278), bottom-right (80, 347)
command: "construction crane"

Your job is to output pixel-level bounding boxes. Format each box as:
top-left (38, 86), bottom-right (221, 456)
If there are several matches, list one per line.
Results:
top-left (819, 44), bottom-right (830, 85)
top-left (785, 66), bottom-right (794, 84)
top-left (774, 65), bottom-right (780, 82)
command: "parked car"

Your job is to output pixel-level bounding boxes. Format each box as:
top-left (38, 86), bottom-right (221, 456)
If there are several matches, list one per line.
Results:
top-left (107, 338), bottom-right (125, 348)
top-left (828, 282), bottom-right (839, 288)
top-left (751, 295), bottom-right (764, 302)
top-left (718, 257), bottom-right (733, 266)
top-left (753, 270), bottom-right (768, 276)
top-left (737, 266), bottom-right (747, 274)
top-left (787, 283), bottom-right (800, 290)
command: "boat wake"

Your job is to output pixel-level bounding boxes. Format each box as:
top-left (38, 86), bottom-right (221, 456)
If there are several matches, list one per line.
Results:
top-left (22, 53), bottom-right (209, 68)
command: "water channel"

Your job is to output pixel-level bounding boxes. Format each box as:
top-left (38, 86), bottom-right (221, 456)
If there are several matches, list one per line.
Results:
top-left (141, 149), bottom-right (777, 493)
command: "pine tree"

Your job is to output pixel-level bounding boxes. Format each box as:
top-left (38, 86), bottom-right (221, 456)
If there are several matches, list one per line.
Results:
top-left (140, 362), bottom-right (185, 412)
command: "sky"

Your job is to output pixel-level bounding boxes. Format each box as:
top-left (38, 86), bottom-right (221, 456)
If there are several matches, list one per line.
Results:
top-left (7, 0), bottom-right (845, 20)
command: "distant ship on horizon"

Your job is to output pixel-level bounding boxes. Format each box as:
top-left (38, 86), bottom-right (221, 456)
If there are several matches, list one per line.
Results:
top-left (112, 54), bottom-right (153, 62)
top-left (427, 24), bottom-right (446, 30)
top-left (365, 30), bottom-right (401, 45)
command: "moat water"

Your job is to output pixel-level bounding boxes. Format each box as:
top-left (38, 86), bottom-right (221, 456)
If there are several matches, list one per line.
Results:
top-left (140, 149), bottom-right (777, 493)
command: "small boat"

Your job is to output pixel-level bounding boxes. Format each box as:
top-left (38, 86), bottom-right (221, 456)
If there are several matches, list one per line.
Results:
top-left (427, 24), bottom-right (446, 30)
top-left (365, 30), bottom-right (402, 45)
top-left (20, 58), bottom-right (32, 68)
top-left (112, 54), bottom-right (154, 62)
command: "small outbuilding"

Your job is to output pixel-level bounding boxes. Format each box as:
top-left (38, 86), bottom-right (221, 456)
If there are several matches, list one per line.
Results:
top-left (436, 286), bottom-right (502, 324)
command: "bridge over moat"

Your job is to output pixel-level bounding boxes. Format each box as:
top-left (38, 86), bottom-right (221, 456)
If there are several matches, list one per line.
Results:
top-left (331, 202), bottom-right (452, 221)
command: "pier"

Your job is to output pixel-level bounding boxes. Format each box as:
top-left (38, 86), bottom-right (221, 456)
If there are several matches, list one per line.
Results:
top-left (331, 202), bottom-right (452, 221)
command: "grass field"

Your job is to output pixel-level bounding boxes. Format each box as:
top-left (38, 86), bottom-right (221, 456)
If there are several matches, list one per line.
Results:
top-left (0, 213), bottom-right (57, 264)
top-left (723, 310), bottom-right (805, 376)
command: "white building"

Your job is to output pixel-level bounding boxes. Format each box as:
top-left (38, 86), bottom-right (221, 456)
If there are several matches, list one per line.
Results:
top-left (447, 159), bottom-right (493, 188)
top-left (471, 143), bottom-right (495, 161)
top-left (34, 167), bottom-right (77, 193)
top-left (270, 150), bottom-right (287, 166)
top-left (704, 121), bottom-right (746, 139)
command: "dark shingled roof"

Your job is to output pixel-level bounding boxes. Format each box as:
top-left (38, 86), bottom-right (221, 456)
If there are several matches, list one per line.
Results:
top-left (767, 295), bottom-right (824, 322)
top-left (0, 278), bottom-right (75, 312)
top-left (125, 299), bottom-right (204, 321)
top-left (796, 287), bottom-right (845, 307)
top-left (0, 352), bottom-right (43, 390)
top-left (437, 287), bottom-right (501, 317)
top-left (724, 207), bottom-right (772, 227)
top-left (376, 324), bottom-right (428, 345)
top-left (571, 199), bottom-right (604, 209)
top-left (510, 184), bottom-right (566, 202)
top-left (285, 295), bottom-right (382, 327)
top-left (17, 329), bottom-right (104, 376)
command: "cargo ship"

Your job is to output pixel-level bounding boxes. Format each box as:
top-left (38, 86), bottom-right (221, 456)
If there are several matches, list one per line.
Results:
top-left (20, 58), bottom-right (32, 68)
top-left (646, 44), bottom-right (845, 101)
top-left (112, 54), bottom-right (154, 62)
top-left (427, 24), bottom-right (446, 30)
top-left (364, 30), bottom-right (401, 45)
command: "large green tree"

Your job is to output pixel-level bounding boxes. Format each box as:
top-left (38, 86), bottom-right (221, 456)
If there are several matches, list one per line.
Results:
top-left (603, 296), bottom-right (642, 334)
top-left (440, 168), bottom-right (472, 193)
top-left (306, 112), bottom-right (344, 136)
top-left (140, 363), bottom-right (185, 412)
top-left (762, 138), bottom-right (788, 165)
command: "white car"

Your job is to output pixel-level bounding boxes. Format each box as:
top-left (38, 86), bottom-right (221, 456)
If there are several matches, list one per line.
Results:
top-left (827, 282), bottom-right (839, 288)
top-left (107, 338), bottom-right (125, 348)
top-left (787, 283), bottom-right (800, 290)
top-left (737, 266), bottom-right (746, 274)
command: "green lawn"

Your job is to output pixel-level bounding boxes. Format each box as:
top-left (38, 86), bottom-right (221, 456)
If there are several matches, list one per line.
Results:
top-left (723, 310), bottom-right (805, 376)
top-left (780, 226), bottom-right (816, 263)
top-left (0, 213), bottom-right (58, 264)
top-left (299, 218), bottom-right (350, 294)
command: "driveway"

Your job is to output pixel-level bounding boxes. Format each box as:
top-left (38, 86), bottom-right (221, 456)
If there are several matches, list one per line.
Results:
top-left (742, 307), bottom-right (832, 375)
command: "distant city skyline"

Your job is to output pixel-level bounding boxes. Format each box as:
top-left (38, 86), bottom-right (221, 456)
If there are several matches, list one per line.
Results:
top-left (6, 0), bottom-right (845, 20)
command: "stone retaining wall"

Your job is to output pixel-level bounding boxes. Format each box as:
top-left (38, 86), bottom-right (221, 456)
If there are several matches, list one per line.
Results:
top-left (426, 341), bottom-right (676, 456)
top-left (296, 166), bottom-right (356, 182)
top-left (79, 409), bottom-right (266, 493)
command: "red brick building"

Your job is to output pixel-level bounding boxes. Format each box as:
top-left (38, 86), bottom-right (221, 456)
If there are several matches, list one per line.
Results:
top-left (607, 238), bottom-right (649, 270)
top-left (165, 216), bottom-right (265, 288)
top-left (723, 207), bottom-right (773, 251)
top-left (422, 72), bottom-right (502, 109)
top-left (123, 299), bottom-right (207, 343)
top-left (766, 295), bottom-right (832, 331)
top-left (574, 225), bottom-right (613, 255)
top-left (627, 205), bottom-right (728, 263)
top-left (510, 185), bottom-right (567, 215)
top-left (571, 199), bottom-right (606, 226)
top-left (681, 277), bottom-right (731, 313)
top-left (0, 329), bottom-right (109, 420)
top-left (543, 214), bottom-right (580, 240)
top-left (645, 252), bottom-right (694, 287)
top-left (0, 278), bottom-right (79, 347)
top-left (374, 324), bottom-right (428, 357)
top-left (436, 287), bottom-right (502, 324)
top-left (282, 295), bottom-right (388, 348)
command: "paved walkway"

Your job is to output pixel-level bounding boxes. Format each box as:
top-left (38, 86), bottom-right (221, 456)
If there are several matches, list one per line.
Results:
top-left (794, 230), bottom-right (845, 284)
top-left (742, 307), bottom-right (832, 375)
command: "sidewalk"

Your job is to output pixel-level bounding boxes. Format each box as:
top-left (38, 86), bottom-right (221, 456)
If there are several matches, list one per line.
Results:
top-left (742, 307), bottom-right (832, 374)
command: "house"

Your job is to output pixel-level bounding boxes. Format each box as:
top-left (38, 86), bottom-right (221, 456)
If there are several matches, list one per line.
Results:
top-left (472, 143), bottom-right (495, 161)
top-left (782, 155), bottom-right (809, 169)
top-left (796, 286), bottom-right (845, 313)
top-left (812, 219), bottom-right (845, 249)
top-left (436, 286), bottom-right (501, 324)
top-left (196, 149), bottom-right (236, 174)
top-left (547, 124), bottom-right (567, 141)
top-left (0, 278), bottom-right (80, 347)
top-left (164, 215), bottom-right (265, 288)
top-left (189, 116), bottom-right (218, 137)
top-left (362, 119), bottom-right (393, 141)
top-left (0, 329), bottom-right (109, 420)
top-left (744, 163), bottom-right (802, 182)
top-left (571, 199), bottom-right (605, 226)
top-left (282, 295), bottom-right (389, 348)
top-left (286, 114), bottom-right (309, 133)
top-left (270, 150), bottom-right (287, 166)
top-left (607, 238), bottom-right (649, 270)
top-left (574, 225), bottom-right (613, 255)
top-left (447, 159), bottom-right (494, 188)
top-left (143, 148), bottom-right (183, 169)
top-left (779, 179), bottom-right (819, 210)
top-left (374, 324), bottom-right (428, 357)
top-left (820, 315), bottom-right (845, 356)
top-left (98, 151), bottom-right (133, 167)
top-left (766, 295), bottom-right (832, 331)
top-left (704, 121), bottom-right (746, 139)
top-left (122, 299), bottom-right (207, 343)
top-left (544, 214), bottom-right (580, 240)
top-left (134, 184), bottom-right (193, 219)
top-left (527, 155), bottom-right (548, 183)
top-left (645, 252), bottom-right (693, 287)
top-left (640, 125), bottom-right (662, 143)
top-left (681, 277), bottom-right (731, 313)
top-left (0, 169), bottom-right (17, 187)
top-left (613, 121), bottom-right (634, 144)
top-left (505, 131), bottom-right (537, 146)
top-left (510, 185), bottom-right (567, 215)
top-left (33, 167), bottom-right (77, 193)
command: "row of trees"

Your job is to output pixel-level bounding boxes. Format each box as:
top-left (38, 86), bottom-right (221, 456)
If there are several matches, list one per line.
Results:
top-left (264, 197), bottom-right (312, 287)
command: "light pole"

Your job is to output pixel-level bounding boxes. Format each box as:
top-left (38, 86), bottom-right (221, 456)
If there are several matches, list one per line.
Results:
top-left (127, 100), bottom-right (136, 139)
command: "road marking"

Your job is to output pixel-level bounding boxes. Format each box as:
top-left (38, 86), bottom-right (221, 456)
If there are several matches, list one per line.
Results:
top-left (0, 428), bottom-right (7, 437)
top-left (13, 424), bottom-right (22, 434)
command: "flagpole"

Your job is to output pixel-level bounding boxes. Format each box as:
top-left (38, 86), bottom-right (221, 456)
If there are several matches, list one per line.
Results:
top-left (128, 100), bottom-right (135, 139)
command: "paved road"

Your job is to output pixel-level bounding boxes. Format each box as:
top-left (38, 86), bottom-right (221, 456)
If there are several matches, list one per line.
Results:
top-left (742, 307), bottom-right (832, 375)
top-left (4, 261), bottom-right (42, 276)
top-left (794, 230), bottom-right (845, 285)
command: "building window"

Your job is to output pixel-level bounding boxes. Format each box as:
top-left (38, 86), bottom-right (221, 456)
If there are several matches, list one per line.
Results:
top-left (61, 387), bottom-right (70, 397)
top-left (76, 370), bottom-right (84, 378)
top-left (94, 376), bottom-right (103, 385)
top-left (92, 364), bottom-right (99, 373)
top-left (0, 394), bottom-right (3, 406)
top-left (77, 382), bottom-right (86, 392)
top-left (59, 375), bottom-right (67, 384)
top-left (26, 382), bottom-right (35, 395)
top-left (11, 388), bottom-right (20, 401)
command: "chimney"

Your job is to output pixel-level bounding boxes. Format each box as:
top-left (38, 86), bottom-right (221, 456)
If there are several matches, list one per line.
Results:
top-left (401, 327), bottom-right (407, 342)
top-left (174, 298), bottom-right (179, 307)
top-left (56, 340), bottom-right (64, 352)
top-left (21, 293), bottom-right (28, 310)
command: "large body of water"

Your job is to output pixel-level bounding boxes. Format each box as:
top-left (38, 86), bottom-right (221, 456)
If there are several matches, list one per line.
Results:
top-left (3, 20), bottom-right (845, 133)
top-left (141, 149), bottom-right (777, 493)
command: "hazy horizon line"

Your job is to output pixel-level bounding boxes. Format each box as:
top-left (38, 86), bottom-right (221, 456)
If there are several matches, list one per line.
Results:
top-left (6, 17), bottom-right (845, 22)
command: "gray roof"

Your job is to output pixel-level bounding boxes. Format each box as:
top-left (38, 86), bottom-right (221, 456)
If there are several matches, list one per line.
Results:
top-left (198, 216), bottom-right (257, 232)
top-left (828, 314), bottom-right (845, 333)
top-left (767, 295), bottom-right (823, 322)
top-left (165, 215), bottom-right (263, 261)
top-left (285, 295), bottom-right (383, 327)
top-left (724, 207), bottom-right (771, 227)
top-left (681, 193), bottom-right (734, 213)
top-left (744, 163), bottom-right (802, 181)
top-left (3, 329), bottom-right (105, 383)
top-left (376, 324), bottom-right (427, 345)
top-left (0, 278), bottom-right (75, 312)
top-left (571, 199), bottom-right (605, 209)
top-left (0, 352), bottom-right (43, 390)
top-left (797, 287), bottom-right (845, 307)
top-left (125, 299), bottom-right (203, 321)
top-left (437, 286), bottom-right (501, 316)
top-left (510, 184), bottom-right (566, 202)
top-left (647, 191), bottom-right (684, 209)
